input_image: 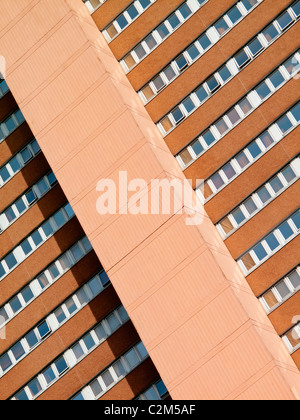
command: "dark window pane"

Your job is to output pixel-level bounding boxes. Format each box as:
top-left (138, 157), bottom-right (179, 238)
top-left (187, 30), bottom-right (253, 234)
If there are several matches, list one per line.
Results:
top-left (244, 197), bottom-right (257, 215)
top-left (235, 50), bottom-right (250, 68)
top-left (198, 34), bottom-right (211, 50)
top-left (37, 321), bottom-right (51, 339)
top-left (248, 38), bottom-right (263, 56)
top-left (223, 163), bottom-right (236, 180)
top-left (289, 271), bottom-right (300, 289)
top-left (145, 34), bottom-right (157, 50)
top-left (11, 342), bottom-right (25, 361)
top-left (256, 82), bottom-right (271, 100)
top-left (139, 0), bottom-right (151, 8)
top-left (195, 86), bottom-right (208, 102)
top-left (262, 24), bottom-right (279, 42)
top-left (0, 353), bottom-right (12, 372)
top-left (257, 186), bottom-right (271, 203)
top-left (277, 11), bottom-right (293, 30)
top-left (175, 54), bottom-right (188, 71)
top-left (253, 243), bottom-right (268, 261)
top-left (291, 211), bottom-right (300, 229)
top-left (25, 330), bottom-right (39, 348)
top-left (290, 103), bottom-right (300, 122)
top-left (278, 221), bottom-right (294, 240)
top-left (55, 356), bottom-right (68, 375)
top-left (265, 233), bottom-right (280, 251)
top-left (168, 13), bottom-right (180, 29)
top-left (277, 115), bottom-right (293, 133)
top-left (248, 142), bottom-right (262, 159)
top-left (282, 166), bottom-right (296, 183)
top-left (241, 0), bottom-right (258, 11)
top-left (157, 23), bottom-right (169, 39)
top-left (10, 296), bottom-right (22, 313)
top-left (215, 18), bottom-right (229, 36)
top-left (211, 173), bottom-right (225, 190)
top-left (227, 6), bottom-right (242, 24)
top-left (191, 140), bottom-right (204, 156)
top-left (206, 75), bottom-right (220, 92)
top-left (182, 97), bottom-right (195, 113)
top-left (178, 4), bottom-right (192, 19)
top-left (202, 130), bottom-right (215, 146)
top-left (269, 70), bottom-right (285, 89)
top-left (127, 4), bottom-right (139, 19)
top-left (134, 44), bottom-right (146, 60)
top-left (232, 208), bottom-right (246, 225)
top-left (116, 14), bottom-right (128, 30)
top-left (172, 107), bottom-right (184, 123)
top-left (187, 44), bottom-right (200, 61)
top-left (269, 176), bottom-right (284, 193)
top-left (5, 253), bottom-right (18, 270)
top-left (218, 65), bottom-right (231, 82)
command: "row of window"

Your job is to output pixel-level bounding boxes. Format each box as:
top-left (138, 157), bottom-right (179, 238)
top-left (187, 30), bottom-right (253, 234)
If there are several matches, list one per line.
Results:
top-left (72, 341), bottom-right (149, 400)
top-left (196, 102), bottom-right (300, 202)
top-left (0, 203), bottom-right (75, 281)
top-left (120, 0), bottom-right (212, 72)
top-left (161, 49), bottom-right (300, 142)
top-left (0, 79), bottom-right (9, 99)
top-left (282, 322), bottom-right (300, 354)
top-left (136, 380), bottom-right (169, 400)
top-left (139, 0), bottom-right (292, 104)
top-left (0, 109), bottom-right (25, 144)
top-left (0, 139), bottom-right (41, 188)
top-left (0, 268), bottom-right (110, 378)
top-left (103, 0), bottom-right (157, 43)
top-left (12, 306), bottom-right (128, 400)
top-left (237, 209), bottom-right (299, 275)
top-left (216, 157), bottom-right (300, 238)
top-left (0, 236), bottom-right (95, 330)
top-left (0, 171), bottom-right (57, 233)
top-left (84, 0), bottom-right (106, 13)
top-left (260, 266), bottom-right (300, 314)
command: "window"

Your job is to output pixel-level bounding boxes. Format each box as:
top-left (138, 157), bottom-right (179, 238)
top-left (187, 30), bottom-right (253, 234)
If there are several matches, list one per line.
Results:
top-left (235, 50), bottom-right (250, 68)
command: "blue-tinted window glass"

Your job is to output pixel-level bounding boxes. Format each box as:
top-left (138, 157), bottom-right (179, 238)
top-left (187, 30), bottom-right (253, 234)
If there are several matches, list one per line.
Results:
top-left (0, 166), bottom-right (10, 183)
top-left (182, 97), bottom-right (195, 113)
top-left (218, 65), bottom-right (231, 82)
top-left (202, 130), bottom-right (215, 146)
top-left (15, 198), bottom-right (26, 214)
top-left (31, 230), bottom-right (43, 247)
top-left (235, 50), bottom-right (250, 68)
top-left (248, 38), bottom-right (263, 56)
top-left (127, 5), bottom-right (139, 19)
top-left (265, 233), bottom-right (280, 251)
top-left (116, 14), bottom-right (128, 30)
top-left (28, 378), bottom-right (42, 398)
top-left (195, 86), bottom-right (208, 102)
top-left (198, 34), bottom-right (211, 50)
top-left (25, 330), bottom-right (39, 348)
top-left (139, 0), bottom-right (151, 8)
top-left (22, 286), bottom-right (34, 304)
top-left (253, 243), bottom-right (268, 261)
top-left (83, 333), bottom-right (96, 351)
top-left (241, 0), bottom-right (258, 11)
top-left (257, 186), bottom-right (271, 203)
top-left (11, 342), bottom-right (25, 361)
top-left (191, 140), bottom-right (204, 156)
top-left (172, 107), bottom-right (184, 123)
top-left (37, 321), bottom-right (51, 339)
top-left (227, 6), bottom-right (242, 24)
top-left (269, 70), bottom-right (285, 89)
top-left (55, 357), bottom-right (68, 375)
top-left (168, 13), bottom-right (180, 29)
top-left (262, 24), bottom-right (279, 43)
top-left (291, 212), bottom-right (300, 229)
top-left (9, 156), bottom-right (21, 173)
top-left (248, 142), bottom-right (262, 159)
top-left (278, 221), bottom-right (294, 240)
top-left (256, 82), bottom-right (271, 100)
top-left (43, 366), bottom-right (56, 385)
top-left (5, 253), bottom-right (18, 270)
top-left (157, 23), bottom-right (169, 39)
top-left (0, 353), bottom-right (12, 372)
top-left (21, 239), bottom-right (33, 256)
top-left (178, 4), bottom-right (192, 19)
top-left (277, 11), bottom-right (293, 30)
top-left (10, 296), bottom-right (22, 313)
top-left (232, 208), bottom-right (246, 225)
top-left (15, 390), bottom-right (29, 400)
top-left (156, 380), bottom-right (168, 397)
top-left (277, 115), bottom-right (293, 133)
top-left (290, 103), bottom-right (300, 122)
top-left (186, 44), bottom-right (200, 61)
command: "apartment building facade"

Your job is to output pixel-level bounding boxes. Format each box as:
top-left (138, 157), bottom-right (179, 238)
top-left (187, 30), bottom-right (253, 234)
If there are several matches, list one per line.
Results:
top-left (0, 0), bottom-right (299, 400)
